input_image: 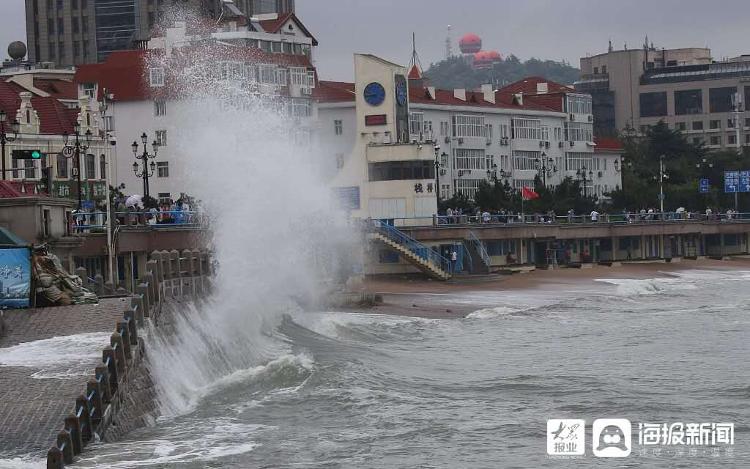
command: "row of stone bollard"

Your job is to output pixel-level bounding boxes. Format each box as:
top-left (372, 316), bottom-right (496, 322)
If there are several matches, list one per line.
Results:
top-left (74, 268), bottom-right (128, 298)
top-left (47, 249), bottom-right (211, 469)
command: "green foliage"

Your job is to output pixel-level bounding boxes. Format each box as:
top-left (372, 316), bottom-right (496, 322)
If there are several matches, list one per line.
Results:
top-left (424, 54), bottom-right (580, 90)
top-left (610, 121), bottom-right (750, 212)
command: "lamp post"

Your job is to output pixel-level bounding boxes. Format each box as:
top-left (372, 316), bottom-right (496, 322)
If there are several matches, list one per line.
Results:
top-left (654, 154), bottom-right (668, 213)
top-left (576, 166), bottom-right (594, 198)
top-left (0, 110), bottom-right (20, 180)
top-left (132, 132), bottom-right (158, 199)
top-left (433, 144), bottom-right (441, 204)
top-left (63, 124), bottom-right (92, 210)
top-left (535, 151), bottom-right (556, 186)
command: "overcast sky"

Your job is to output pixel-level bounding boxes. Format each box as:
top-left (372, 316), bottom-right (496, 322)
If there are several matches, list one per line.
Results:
top-left (2, 0), bottom-right (749, 81)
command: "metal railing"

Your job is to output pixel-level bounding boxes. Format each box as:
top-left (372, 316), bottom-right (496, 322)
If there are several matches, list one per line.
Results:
top-left (467, 230), bottom-right (491, 268)
top-left (381, 211), bottom-right (750, 228)
top-left (71, 210), bottom-right (204, 233)
top-left (372, 220), bottom-right (453, 274)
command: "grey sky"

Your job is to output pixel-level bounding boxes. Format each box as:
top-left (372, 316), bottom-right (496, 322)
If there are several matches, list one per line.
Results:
top-left (2, 0), bottom-right (749, 81)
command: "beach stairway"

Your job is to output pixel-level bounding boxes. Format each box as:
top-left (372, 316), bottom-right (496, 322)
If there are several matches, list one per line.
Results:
top-left (369, 220), bottom-right (452, 281)
top-left (464, 230), bottom-right (491, 274)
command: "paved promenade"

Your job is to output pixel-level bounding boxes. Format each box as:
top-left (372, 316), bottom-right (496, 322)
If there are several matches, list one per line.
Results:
top-left (0, 298), bottom-right (130, 459)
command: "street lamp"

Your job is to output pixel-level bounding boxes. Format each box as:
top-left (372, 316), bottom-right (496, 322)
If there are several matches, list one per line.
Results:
top-left (653, 154), bottom-right (668, 213)
top-left (534, 151), bottom-right (556, 186)
top-left (132, 132), bottom-right (159, 198)
top-left (62, 123), bottom-right (92, 210)
top-left (0, 110), bottom-right (21, 181)
top-left (576, 166), bottom-right (594, 198)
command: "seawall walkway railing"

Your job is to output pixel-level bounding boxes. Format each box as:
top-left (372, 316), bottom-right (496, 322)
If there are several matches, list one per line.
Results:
top-left (46, 249), bottom-right (212, 469)
top-left (382, 211), bottom-right (750, 228)
top-left (70, 210), bottom-right (205, 233)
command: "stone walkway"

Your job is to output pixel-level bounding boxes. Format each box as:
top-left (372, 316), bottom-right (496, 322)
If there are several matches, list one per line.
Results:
top-left (0, 298), bottom-right (130, 459)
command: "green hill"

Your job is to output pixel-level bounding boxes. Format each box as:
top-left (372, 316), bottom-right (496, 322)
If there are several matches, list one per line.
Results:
top-left (423, 55), bottom-right (580, 90)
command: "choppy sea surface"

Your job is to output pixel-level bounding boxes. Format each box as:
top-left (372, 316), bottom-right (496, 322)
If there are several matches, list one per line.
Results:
top-left (4, 269), bottom-right (749, 468)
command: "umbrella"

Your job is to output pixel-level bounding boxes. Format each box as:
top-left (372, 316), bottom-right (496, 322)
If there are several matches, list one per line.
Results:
top-left (125, 194), bottom-right (143, 208)
top-left (675, 207), bottom-right (686, 213)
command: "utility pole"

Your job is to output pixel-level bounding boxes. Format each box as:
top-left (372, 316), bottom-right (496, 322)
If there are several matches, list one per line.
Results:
top-left (734, 91), bottom-right (743, 211)
top-left (659, 154), bottom-right (665, 214)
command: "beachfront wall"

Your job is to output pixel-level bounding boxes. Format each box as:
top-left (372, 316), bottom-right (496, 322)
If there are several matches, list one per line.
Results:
top-left (367, 220), bottom-right (750, 276)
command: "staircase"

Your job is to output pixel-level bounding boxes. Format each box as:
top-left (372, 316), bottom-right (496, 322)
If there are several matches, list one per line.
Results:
top-left (464, 230), bottom-right (491, 274)
top-left (370, 221), bottom-right (452, 280)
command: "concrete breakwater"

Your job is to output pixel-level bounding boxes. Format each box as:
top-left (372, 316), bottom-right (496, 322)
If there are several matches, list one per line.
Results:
top-left (45, 249), bottom-right (212, 469)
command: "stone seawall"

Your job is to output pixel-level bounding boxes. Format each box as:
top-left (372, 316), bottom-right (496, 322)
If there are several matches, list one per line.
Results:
top-left (46, 249), bottom-right (212, 469)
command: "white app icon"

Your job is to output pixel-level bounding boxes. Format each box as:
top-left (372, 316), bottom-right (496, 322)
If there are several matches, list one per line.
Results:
top-left (592, 418), bottom-right (632, 457)
top-left (547, 419), bottom-right (585, 455)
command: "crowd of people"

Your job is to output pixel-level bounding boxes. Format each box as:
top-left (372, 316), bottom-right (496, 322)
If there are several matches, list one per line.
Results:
top-left (71, 194), bottom-right (199, 232)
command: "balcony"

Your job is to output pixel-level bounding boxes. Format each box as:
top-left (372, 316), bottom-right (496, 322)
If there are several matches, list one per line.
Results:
top-left (366, 142), bottom-right (435, 163)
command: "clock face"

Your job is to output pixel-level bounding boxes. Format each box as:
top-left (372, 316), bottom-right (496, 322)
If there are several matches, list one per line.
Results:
top-left (363, 82), bottom-right (385, 106)
top-left (396, 82), bottom-right (407, 106)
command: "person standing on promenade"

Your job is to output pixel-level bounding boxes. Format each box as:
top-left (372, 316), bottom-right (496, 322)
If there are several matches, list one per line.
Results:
top-left (451, 249), bottom-right (458, 273)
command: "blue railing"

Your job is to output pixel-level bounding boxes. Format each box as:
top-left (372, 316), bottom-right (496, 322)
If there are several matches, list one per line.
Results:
top-left (373, 220), bottom-right (453, 275)
top-left (71, 210), bottom-right (203, 233)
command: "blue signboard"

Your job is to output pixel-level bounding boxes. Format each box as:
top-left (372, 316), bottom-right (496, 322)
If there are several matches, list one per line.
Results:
top-left (725, 171), bottom-right (739, 193)
top-left (81, 200), bottom-right (95, 210)
top-left (699, 178), bottom-right (710, 194)
top-left (740, 171), bottom-right (750, 193)
top-left (0, 248), bottom-right (31, 308)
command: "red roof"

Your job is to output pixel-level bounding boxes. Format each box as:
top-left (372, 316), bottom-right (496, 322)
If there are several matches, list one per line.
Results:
top-left (0, 181), bottom-right (47, 198)
top-left (314, 80), bottom-right (355, 102)
top-left (315, 80), bottom-right (559, 112)
top-left (75, 46), bottom-right (315, 102)
top-left (594, 137), bottom-right (624, 151)
top-left (33, 78), bottom-right (78, 100)
top-left (498, 76), bottom-right (573, 95)
top-left (0, 81), bottom-right (77, 135)
top-left (408, 65), bottom-right (422, 80)
top-left (258, 13), bottom-right (319, 46)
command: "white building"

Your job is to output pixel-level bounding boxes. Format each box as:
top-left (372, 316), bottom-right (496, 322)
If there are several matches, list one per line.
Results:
top-left (317, 70), bottom-right (624, 205)
top-left (73, 12), bottom-right (318, 204)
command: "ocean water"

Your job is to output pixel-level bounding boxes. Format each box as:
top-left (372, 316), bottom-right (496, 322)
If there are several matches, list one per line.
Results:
top-left (62, 268), bottom-right (749, 468)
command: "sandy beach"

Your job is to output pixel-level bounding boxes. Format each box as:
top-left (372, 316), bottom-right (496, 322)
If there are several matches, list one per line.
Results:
top-left (360, 257), bottom-right (750, 319)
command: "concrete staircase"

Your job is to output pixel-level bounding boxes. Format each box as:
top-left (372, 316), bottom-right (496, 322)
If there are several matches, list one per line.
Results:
top-left (370, 221), bottom-right (452, 281)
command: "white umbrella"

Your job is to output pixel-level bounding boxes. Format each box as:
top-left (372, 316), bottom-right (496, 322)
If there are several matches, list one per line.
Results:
top-left (676, 207), bottom-right (686, 213)
top-left (125, 194), bottom-right (143, 208)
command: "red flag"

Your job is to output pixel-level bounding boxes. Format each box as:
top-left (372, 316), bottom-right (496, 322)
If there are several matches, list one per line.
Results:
top-left (522, 187), bottom-right (539, 200)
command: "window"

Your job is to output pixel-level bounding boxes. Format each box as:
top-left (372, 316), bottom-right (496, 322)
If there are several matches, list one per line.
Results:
top-left (56, 154), bottom-right (68, 178)
top-left (368, 160), bottom-right (435, 181)
top-left (709, 135), bottom-right (721, 146)
top-left (154, 100), bottom-right (166, 116)
top-left (156, 162), bottom-right (169, 178)
top-left (675, 122), bottom-right (686, 131)
top-left (453, 149), bottom-right (486, 170)
top-left (149, 67), bottom-right (165, 87)
top-left (728, 134), bottom-right (737, 145)
top-left (692, 121), bottom-right (703, 131)
top-left (276, 68), bottom-right (288, 86)
top-left (709, 87), bottom-right (737, 113)
top-left (639, 92), bottom-right (667, 117)
top-left (155, 130), bottom-right (167, 146)
top-left (334, 119), bottom-right (343, 135)
top-left (565, 152), bottom-right (594, 171)
top-left (454, 179), bottom-right (483, 199)
top-left (409, 112), bottom-right (424, 135)
top-left (25, 159), bottom-right (36, 179)
top-left (540, 125), bottom-right (549, 141)
top-left (158, 193), bottom-right (171, 204)
top-left (290, 67), bottom-right (308, 86)
top-left (728, 118), bottom-right (735, 128)
top-left (499, 123), bottom-right (509, 139)
top-left (674, 89), bottom-right (702, 115)
top-left (512, 150), bottom-right (541, 170)
top-left (72, 18), bottom-right (79, 33)
top-left (565, 94), bottom-right (592, 114)
top-left (289, 99), bottom-right (311, 118)
top-left (565, 122), bottom-right (593, 142)
top-left (335, 153), bottom-right (344, 169)
top-left (259, 65), bottom-right (277, 84)
top-left (85, 154), bottom-right (95, 179)
top-left (692, 137), bottom-right (703, 146)
top-left (746, 134), bottom-right (750, 144)
top-left (48, 18), bottom-right (54, 34)
top-left (513, 179), bottom-right (535, 189)
top-left (100, 155), bottom-right (106, 180)
top-left (511, 118), bottom-right (541, 140)
top-left (485, 123), bottom-right (493, 140)
top-left (440, 121), bottom-right (449, 136)
top-left (745, 118), bottom-right (750, 128)
top-left (486, 240), bottom-right (516, 256)
top-left (452, 114), bottom-right (484, 138)
top-left (57, 18), bottom-right (64, 34)
top-left (709, 120), bottom-right (721, 130)
top-left (271, 42), bottom-right (282, 53)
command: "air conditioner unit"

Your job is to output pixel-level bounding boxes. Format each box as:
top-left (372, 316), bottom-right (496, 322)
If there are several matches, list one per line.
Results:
top-left (486, 139), bottom-right (492, 146)
top-left (545, 141), bottom-right (550, 149)
top-left (570, 114), bottom-right (575, 121)
top-left (569, 141), bottom-right (575, 147)
top-left (444, 136), bottom-right (450, 144)
top-left (300, 87), bottom-right (312, 95)
top-left (558, 141), bottom-right (564, 148)
top-left (587, 115), bottom-right (593, 122)
top-left (439, 169), bottom-right (447, 176)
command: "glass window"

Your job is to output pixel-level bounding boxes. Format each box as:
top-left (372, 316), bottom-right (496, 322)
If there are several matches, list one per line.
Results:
top-left (453, 149), bottom-right (486, 170)
top-left (692, 121), bottom-right (703, 131)
top-left (85, 154), bottom-right (96, 179)
top-left (155, 130), bottom-right (167, 146)
top-left (709, 120), bottom-right (721, 129)
top-left (409, 112), bottom-right (424, 135)
top-left (453, 115), bottom-right (485, 138)
top-left (675, 122), bottom-right (686, 131)
top-left (334, 120), bottom-right (342, 135)
top-left (156, 161), bottom-right (169, 178)
top-left (674, 89), bottom-right (702, 115)
top-left (639, 92), bottom-right (667, 117)
top-left (513, 150), bottom-right (541, 170)
top-left (368, 161), bottom-right (435, 182)
top-left (154, 100), bottom-right (166, 116)
top-left (149, 67), bottom-right (165, 87)
top-left (510, 118), bottom-right (540, 140)
top-left (709, 135), bottom-right (721, 146)
top-left (56, 154), bottom-right (68, 179)
top-left (100, 154), bottom-right (106, 180)
top-left (709, 87), bottom-right (737, 113)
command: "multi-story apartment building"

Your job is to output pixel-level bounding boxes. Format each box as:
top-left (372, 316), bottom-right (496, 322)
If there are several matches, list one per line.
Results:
top-left (576, 42), bottom-right (750, 151)
top-left (73, 13), bottom-right (317, 203)
top-left (25, 0), bottom-right (296, 66)
top-left (317, 71), bottom-right (622, 204)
